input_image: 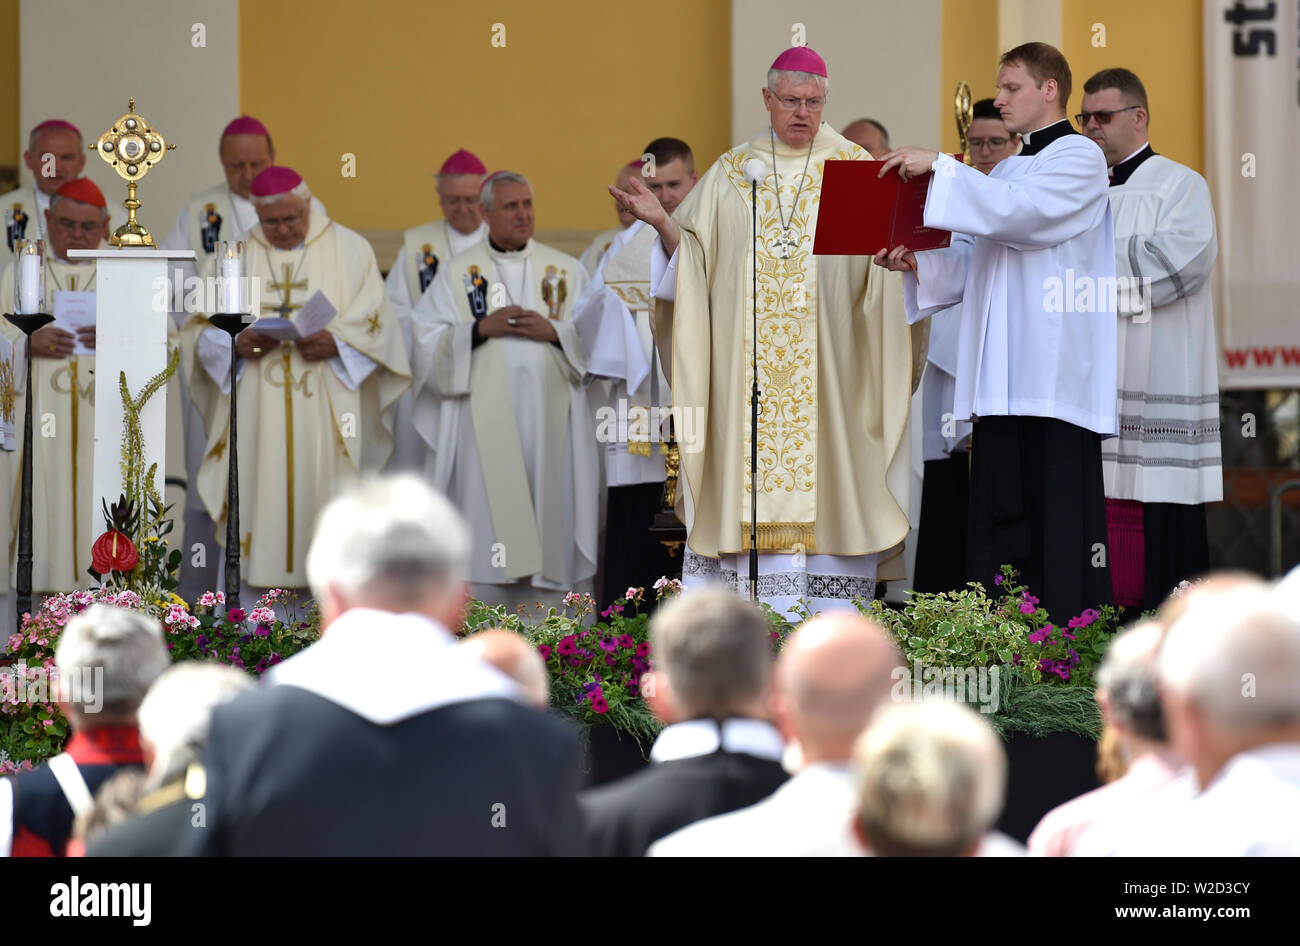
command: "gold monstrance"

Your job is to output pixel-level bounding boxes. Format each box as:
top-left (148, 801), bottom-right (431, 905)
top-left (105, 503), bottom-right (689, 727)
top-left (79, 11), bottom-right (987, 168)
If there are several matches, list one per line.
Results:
top-left (90, 98), bottom-right (176, 247)
top-left (954, 81), bottom-right (973, 165)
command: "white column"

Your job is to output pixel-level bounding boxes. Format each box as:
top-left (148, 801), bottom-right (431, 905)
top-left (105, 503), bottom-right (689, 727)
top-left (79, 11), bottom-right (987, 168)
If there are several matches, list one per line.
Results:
top-left (68, 248), bottom-right (195, 547)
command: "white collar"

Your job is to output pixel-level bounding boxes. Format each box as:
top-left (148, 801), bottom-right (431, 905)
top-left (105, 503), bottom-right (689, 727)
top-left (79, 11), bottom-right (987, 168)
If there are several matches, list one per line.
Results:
top-left (35, 187), bottom-right (51, 211)
top-left (1021, 118), bottom-right (1070, 144)
top-left (266, 609), bottom-right (523, 725)
top-left (650, 717), bottom-right (785, 764)
top-left (1117, 142), bottom-right (1151, 166)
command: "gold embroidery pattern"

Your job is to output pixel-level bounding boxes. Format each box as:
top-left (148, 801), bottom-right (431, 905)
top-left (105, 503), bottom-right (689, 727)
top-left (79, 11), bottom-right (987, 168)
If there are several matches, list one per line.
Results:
top-left (722, 149), bottom-right (821, 531)
top-left (0, 355), bottom-right (15, 426)
top-left (605, 281), bottom-right (652, 311)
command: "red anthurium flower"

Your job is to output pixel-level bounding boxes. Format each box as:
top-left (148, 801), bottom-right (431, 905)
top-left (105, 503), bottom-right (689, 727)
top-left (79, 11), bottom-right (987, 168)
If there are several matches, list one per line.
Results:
top-left (91, 530), bottom-right (138, 574)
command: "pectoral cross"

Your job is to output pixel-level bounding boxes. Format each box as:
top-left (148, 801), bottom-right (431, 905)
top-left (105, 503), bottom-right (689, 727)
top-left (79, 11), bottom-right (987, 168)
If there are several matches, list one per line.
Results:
top-left (270, 263), bottom-right (307, 318)
top-left (773, 229), bottom-right (796, 260)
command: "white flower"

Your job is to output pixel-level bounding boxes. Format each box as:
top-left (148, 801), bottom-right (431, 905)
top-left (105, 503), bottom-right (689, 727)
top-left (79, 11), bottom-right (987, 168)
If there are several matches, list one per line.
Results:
top-left (625, 587), bottom-right (639, 600)
top-left (248, 607), bottom-right (275, 626)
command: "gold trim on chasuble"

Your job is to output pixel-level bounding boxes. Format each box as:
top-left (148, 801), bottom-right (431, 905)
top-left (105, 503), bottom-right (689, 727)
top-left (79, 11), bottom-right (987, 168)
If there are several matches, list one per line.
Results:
top-left (721, 145), bottom-right (852, 553)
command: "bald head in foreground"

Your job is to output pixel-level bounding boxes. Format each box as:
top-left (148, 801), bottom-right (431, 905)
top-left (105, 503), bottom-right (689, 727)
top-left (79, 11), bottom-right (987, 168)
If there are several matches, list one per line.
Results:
top-left (650, 611), bottom-right (903, 856)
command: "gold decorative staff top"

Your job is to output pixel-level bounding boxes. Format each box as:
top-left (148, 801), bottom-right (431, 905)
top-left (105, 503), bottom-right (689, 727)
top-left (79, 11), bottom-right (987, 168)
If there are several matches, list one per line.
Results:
top-left (90, 98), bottom-right (177, 247)
top-left (954, 81), bottom-right (973, 165)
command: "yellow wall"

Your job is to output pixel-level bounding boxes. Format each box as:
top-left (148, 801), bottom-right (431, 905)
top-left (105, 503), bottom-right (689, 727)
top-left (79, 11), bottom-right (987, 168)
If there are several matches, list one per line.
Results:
top-left (1, 0), bottom-right (18, 169)
top-left (941, 0), bottom-right (1001, 153)
top-left (1061, 0), bottom-right (1203, 172)
top-left (239, 0), bottom-right (732, 233)
top-left (941, 0), bottom-right (1202, 172)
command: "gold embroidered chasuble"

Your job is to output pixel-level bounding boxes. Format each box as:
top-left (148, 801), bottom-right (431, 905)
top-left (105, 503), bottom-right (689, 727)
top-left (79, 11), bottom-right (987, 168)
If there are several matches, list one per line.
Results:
top-left (655, 123), bottom-right (920, 573)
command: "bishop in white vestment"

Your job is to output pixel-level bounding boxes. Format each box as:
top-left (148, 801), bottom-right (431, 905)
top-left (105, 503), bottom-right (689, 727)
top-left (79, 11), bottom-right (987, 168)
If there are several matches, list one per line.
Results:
top-left (1081, 69), bottom-right (1221, 610)
top-left (884, 44), bottom-right (1117, 621)
top-left (182, 167), bottom-right (409, 590)
top-left (615, 48), bottom-right (918, 617)
top-left (0, 178), bottom-right (186, 593)
top-left (383, 149), bottom-right (488, 472)
top-left (410, 172), bottom-right (598, 608)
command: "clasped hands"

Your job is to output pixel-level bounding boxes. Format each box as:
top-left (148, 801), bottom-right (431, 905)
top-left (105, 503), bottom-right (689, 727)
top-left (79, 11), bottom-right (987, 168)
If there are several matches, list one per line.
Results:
top-left (479, 305), bottom-right (558, 343)
top-left (236, 329), bottom-right (338, 361)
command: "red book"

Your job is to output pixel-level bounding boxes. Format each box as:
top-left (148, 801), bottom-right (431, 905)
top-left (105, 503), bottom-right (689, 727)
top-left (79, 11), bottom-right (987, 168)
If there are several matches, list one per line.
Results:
top-left (813, 158), bottom-right (961, 256)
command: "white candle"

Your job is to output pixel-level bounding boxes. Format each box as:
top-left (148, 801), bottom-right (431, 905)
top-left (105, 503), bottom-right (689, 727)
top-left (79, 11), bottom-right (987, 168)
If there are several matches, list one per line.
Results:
top-left (220, 255), bottom-right (241, 313)
top-left (16, 251), bottom-right (40, 315)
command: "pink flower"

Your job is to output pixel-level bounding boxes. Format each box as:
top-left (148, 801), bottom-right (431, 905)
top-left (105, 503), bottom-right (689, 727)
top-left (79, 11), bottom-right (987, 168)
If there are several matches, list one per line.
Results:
top-left (1019, 602), bottom-right (1037, 615)
top-left (537, 644), bottom-right (552, 659)
top-left (227, 608), bottom-right (246, 622)
top-left (618, 635), bottom-right (635, 649)
top-left (590, 696), bottom-right (610, 714)
top-left (556, 635), bottom-right (577, 657)
top-left (625, 587), bottom-right (639, 600)
top-left (600, 603), bottom-right (625, 618)
top-left (248, 607), bottom-right (275, 626)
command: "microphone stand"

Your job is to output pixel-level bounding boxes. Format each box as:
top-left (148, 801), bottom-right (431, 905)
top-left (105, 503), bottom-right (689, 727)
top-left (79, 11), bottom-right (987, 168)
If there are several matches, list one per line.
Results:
top-left (3, 311), bottom-right (54, 630)
top-left (749, 178), bottom-right (760, 602)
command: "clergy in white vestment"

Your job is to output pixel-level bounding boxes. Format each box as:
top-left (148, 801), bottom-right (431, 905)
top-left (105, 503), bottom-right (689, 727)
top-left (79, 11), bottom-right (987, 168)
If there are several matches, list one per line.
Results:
top-left (1079, 68), bottom-right (1222, 613)
top-left (612, 46), bottom-right (918, 617)
top-left (912, 99), bottom-right (1019, 595)
top-left (573, 137), bottom-right (698, 604)
top-left (1, 120), bottom-right (85, 273)
top-left (182, 166), bottom-right (409, 591)
top-left (383, 149), bottom-right (488, 472)
top-left (1116, 583), bottom-right (1300, 856)
top-left (577, 161), bottom-right (640, 276)
top-left (410, 171), bottom-right (597, 610)
top-left (161, 116), bottom-right (277, 600)
top-left (0, 179), bottom-right (186, 593)
top-left (880, 42), bottom-right (1117, 622)
top-left (649, 612), bottom-right (901, 857)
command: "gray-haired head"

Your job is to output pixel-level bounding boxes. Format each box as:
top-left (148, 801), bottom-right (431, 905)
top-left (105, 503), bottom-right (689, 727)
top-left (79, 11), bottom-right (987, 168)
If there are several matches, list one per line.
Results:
top-left (1095, 621), bottom-right (1166, 742)
top-left (767, 68), bottom-right (830, 96)
top-left (54, 605), bottom-right (169, 726)
top-left (650, 587), bottom-right (773, 719)
top-left (306, 473), bottom-right (471, 611)
top-left (479, 171), bottom-right (531, 212)
top-left (853, 700), bottom-right (1006, 857)
top-left (1158, 585), bottom-right (1300, 728)
top-left (48, 194), bottom-right (110, 220)
top-left (137, 662), bottom-right (255, 786)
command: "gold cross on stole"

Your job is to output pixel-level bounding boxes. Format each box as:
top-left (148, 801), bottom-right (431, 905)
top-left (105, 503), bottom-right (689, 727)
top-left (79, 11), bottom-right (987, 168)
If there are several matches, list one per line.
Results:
top-left (270, 264), bottom-right (307, 318)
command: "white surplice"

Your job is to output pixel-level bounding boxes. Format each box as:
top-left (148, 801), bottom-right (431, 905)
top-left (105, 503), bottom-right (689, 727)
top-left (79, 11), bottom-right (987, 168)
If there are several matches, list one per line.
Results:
top-left (409, 238), bottom-right (598, 592)
top-left (1100, 150), bottom-right (1222, 504)
top-left (384, 218), bottom-right (486, 473)
top-left (906, 127), bottom-right (1118, 436)
top-left (920, 231), bottom-right (975, 462)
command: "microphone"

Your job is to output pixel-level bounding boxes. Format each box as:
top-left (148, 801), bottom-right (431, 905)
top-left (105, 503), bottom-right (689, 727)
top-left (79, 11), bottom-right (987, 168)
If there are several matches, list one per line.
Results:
top-left (742, 158), bottom-right (767, 185)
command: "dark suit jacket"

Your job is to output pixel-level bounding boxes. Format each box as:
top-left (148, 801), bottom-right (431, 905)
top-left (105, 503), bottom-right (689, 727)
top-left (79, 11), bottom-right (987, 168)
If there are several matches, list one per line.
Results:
top-left (85, 757), bottom-right (206, 857)
top-left (580, 751), bottom-right (789, 857)
top-left (190, 686), bottom-right (587, 856)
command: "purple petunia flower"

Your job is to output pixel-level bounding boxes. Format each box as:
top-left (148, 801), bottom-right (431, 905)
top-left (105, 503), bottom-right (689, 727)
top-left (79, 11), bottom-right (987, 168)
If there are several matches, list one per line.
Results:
top-left (1012, 653), bottom-right (1021, 666)
top-left (618, 635), bottom-right (635, 649)
top-left (556, 635), bottom-right (577, 656)
top-left (537, 644), bottom-right (552, 659)
top-left (590, 696), bottom-right (610, 715)
top-left (604, 655), bottom-right (617, 667)
top-left (635, 641), bottom-right (651, 658)
top-left (1020, 602), bottom-right (1037, 615)
top-left (994, 574), bottom-right (1004, 586)
top-left (599, 637), bottom-right (617, 652)
top-left (255, 625), bottom-right (270, 638)
top-left (228, 608), bottom-right (246, 623)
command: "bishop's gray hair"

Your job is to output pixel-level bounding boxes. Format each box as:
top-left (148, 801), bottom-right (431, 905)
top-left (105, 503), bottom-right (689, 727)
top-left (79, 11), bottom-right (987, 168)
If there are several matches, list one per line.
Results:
top-left (250, 180), bottom-right (312, 207)
top-left (479, 171), bottom-right (531, 212)
top-left (55, 605), bottom-right (169, 724)
top-left (48, 194), bottom-right (110, 220)
top-left (767, 69), bottom-right (829, 95)
top-left (306, 474), bottom-right (471, 606)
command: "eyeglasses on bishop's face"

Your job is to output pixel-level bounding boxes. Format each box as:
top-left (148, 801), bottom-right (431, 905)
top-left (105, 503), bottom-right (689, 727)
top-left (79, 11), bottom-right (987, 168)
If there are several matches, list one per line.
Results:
top-left (769, 92), bottom-right (827, 111)
top-left (259, 211), bottom-right (305, 230)
top-left (1075, 105), bottom-right (1141, 127)
top-left (968, 137), bottom-right (1011, 151)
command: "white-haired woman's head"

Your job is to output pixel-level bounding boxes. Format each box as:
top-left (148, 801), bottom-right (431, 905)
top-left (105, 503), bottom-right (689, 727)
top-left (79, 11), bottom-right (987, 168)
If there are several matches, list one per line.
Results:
top-left (136, 662), bottom-right (255, 787)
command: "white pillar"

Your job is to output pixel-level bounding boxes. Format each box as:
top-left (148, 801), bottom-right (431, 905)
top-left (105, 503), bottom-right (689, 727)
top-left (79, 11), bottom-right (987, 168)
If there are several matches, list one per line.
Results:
top-left (68, 248), bottom-right (194, 546)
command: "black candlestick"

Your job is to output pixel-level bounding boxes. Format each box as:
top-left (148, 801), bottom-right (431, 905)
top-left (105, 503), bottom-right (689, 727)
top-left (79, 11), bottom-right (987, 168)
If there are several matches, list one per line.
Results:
top-left (208, 313), bottom-right (254, 611)
top-left (4, 312), bottom-right (55, 631)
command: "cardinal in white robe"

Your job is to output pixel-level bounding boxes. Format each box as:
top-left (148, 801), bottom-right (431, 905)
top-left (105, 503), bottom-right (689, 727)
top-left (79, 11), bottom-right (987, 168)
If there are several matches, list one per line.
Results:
top-left (1, 120), bottom-right (85, 273)
top-left (182, 166), bottom-right (409, 590)
top-left (913, 100), bottom-right (1020, 594)
top-left (410, 171), bottom-right (597, 610)
top-left (1081, 68), bottom-right (1221, 611)
top-left (574, 138), bottom-right (699, 604)
top-left (882, 43), bottom-right (1117, 622)
top-left (0, 178), bottom-right (186, 594)
top-left (613, 47), bottom-right (919, 617)
top-left (383, 149), bottom-right (488, 473)
top-left (578, 162), bottom-right (641, 277)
